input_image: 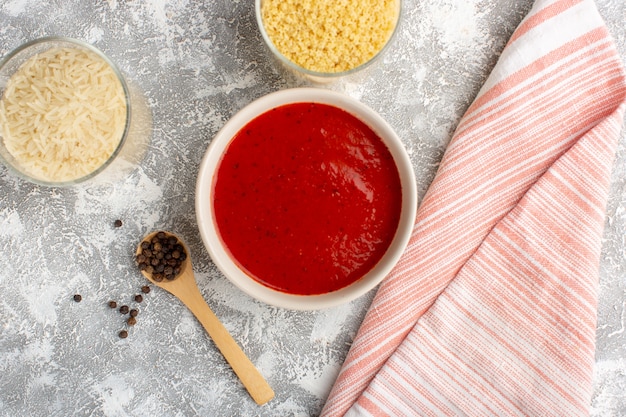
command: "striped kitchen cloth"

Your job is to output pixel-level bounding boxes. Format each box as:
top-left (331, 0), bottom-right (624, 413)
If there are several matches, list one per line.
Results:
top-left (321, 0), bottom-right (626, 416)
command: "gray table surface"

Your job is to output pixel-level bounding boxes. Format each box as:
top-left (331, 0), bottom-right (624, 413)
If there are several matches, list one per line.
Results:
top-left (0, 1), bottom-right (624, 416)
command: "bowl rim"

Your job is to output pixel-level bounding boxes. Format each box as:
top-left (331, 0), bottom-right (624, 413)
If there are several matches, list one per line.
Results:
top-left (195, 87), bottom-right (417, 310)
top-left (254, 0), bottom-right (403, 79)
top-left (0, 36), bottom-right (132, 187)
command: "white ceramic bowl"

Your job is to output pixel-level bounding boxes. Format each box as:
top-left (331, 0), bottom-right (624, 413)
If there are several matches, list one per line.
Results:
top-left (196, 88), bottom-right (416, 310)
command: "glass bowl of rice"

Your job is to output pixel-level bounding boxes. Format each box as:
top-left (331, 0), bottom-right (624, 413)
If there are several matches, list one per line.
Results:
top-left (0, 37), bottom-right (131, 186)
top-left (255, 0), bottom-right (402, 83)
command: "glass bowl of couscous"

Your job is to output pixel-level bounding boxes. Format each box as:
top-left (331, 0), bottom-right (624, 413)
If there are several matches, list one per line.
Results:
top-left (255, 0), bottom-right (402, 82)
top-left (0, 37), bottom-right (131, 186)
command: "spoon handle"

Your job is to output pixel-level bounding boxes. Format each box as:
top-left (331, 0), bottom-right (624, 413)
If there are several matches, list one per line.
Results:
top-left (181, 287), bottom-right (275, 405)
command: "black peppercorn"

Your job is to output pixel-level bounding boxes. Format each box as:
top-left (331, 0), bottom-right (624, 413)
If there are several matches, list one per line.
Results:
top-left (119, 305), bottom-right (129, 315)
top-left (118, 330), bottom-right (128, 339)
top-left (114, 219), bottom-right (123, 228)
top-left (141, 285), bottom-right (150, 294)
top-left (127, 317), bottom-right (137, 326)
top-left (73, 294), bottom-right (82, 302)
top-left (134, 294), bottom-right (143, 303)
top-left (137, 231), bottom-right (187, 281)
top-left (129, 308), bottom-right (139, 317)
top-left (108, 300), bottom-right (117, 309)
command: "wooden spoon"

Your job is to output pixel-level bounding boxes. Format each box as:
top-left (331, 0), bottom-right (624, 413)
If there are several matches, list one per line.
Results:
top-left (136, 231), bottom-right (274, 405)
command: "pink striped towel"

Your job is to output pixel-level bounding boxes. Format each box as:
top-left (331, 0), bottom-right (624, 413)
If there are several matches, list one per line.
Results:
top-left (321, 0), bottom-right (626, 416)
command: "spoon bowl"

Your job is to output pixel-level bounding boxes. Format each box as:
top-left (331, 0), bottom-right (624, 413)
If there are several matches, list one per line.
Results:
top-left (136, 231), bottom-right (274, 405)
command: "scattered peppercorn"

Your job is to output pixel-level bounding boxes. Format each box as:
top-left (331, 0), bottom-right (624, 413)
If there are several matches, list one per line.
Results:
top-left (108, 300), bottom-right (117, 308)
top-left (118, 330), bottom-right (128, 339)
top-left (136, 231), bottom-right (187, 281)
top-left (119, 305), bottom-right (129, 315)
top-left (141, 285), bottom-right (150, 294)
top-left (127, 317), bottom-right (137, 326)
top-left (129, 309), bottom-right (139, 317)
top-left (114, 219), bottom-right (123, 228)
top-left (73, 294), bottom-right (82, 302)
top-left (134, 294), bottom-right (143, 303)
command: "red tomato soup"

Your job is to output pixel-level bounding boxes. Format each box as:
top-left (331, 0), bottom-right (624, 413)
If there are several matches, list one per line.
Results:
top-left (212, 102), bottom-right (402, 295)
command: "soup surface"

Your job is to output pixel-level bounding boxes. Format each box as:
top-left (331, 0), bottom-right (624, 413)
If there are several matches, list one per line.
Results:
top-left (212, 102), bottom-right (402, 295)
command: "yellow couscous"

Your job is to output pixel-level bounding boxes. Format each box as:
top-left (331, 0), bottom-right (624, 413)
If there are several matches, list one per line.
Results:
top-left (261, 0), bottom-right (400, 73)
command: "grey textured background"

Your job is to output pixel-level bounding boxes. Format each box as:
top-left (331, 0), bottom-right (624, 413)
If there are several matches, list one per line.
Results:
top-left (0, 1), bottom-right (624, 416)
